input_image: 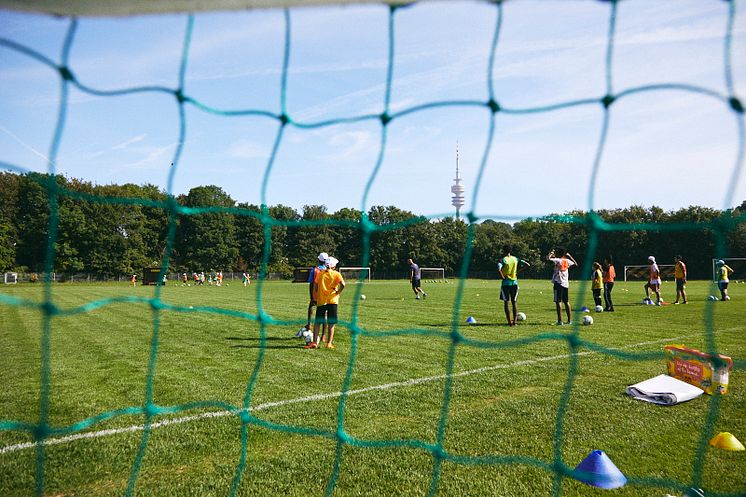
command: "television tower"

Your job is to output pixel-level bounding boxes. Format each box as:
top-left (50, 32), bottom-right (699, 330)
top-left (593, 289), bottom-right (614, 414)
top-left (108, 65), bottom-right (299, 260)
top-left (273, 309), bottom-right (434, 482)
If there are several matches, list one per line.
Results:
top-left (451, 144), bottom-right (465, 219)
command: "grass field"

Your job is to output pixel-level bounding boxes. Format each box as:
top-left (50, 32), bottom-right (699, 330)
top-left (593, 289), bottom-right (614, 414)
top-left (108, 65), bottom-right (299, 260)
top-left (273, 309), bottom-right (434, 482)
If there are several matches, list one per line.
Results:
top-left (0, 278), bottom-right (744, 497)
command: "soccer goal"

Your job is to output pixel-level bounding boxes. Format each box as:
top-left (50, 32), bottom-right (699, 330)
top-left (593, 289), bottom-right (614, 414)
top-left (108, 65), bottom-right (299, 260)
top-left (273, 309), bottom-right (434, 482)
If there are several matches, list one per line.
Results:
top-left (420, 267), bottom-right (446, 281)
top-left (711, 258), bottom-right (746, 282)
top-left (339, 266), bottom-right (371, 282)
top-left (623, 264), bottom-right (675, 282)
top-left (2, 272), bottom-right (18, 284)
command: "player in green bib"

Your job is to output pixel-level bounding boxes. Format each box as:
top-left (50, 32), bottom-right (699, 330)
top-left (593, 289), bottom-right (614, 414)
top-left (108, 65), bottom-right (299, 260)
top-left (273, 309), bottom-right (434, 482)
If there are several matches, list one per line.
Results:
top-left (498, 244), bottom-right (530, 326)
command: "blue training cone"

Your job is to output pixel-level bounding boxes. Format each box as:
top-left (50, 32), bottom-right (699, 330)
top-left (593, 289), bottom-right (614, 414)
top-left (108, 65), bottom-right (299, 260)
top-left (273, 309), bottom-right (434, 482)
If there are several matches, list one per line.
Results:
top-left (465, 316), bottom-right (477, 324)
top-left (573, 450), bottom-right (627, 489)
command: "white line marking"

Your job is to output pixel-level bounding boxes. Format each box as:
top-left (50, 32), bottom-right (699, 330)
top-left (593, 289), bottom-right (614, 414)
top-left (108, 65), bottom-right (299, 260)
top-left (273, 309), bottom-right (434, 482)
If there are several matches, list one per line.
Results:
top-left (0, 330), bottom-right (739, 455)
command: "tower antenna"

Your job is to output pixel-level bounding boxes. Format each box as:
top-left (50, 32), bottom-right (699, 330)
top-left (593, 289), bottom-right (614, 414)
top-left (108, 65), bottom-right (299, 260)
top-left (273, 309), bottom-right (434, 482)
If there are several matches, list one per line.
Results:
top-left (451, 143), bottom-right (465, 219)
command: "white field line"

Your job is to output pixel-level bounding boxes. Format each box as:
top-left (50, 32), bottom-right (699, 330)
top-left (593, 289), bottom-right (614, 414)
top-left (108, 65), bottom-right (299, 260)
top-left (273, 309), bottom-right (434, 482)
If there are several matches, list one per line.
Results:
top-left (0, 330), bottom-right (739, 455)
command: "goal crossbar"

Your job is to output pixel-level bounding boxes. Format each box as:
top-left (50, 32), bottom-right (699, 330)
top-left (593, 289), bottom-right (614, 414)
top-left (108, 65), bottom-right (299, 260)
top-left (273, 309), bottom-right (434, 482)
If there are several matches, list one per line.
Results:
top-left (711, 257), bottom-right (746, 281)
top-left (338, 267), bottom-right (371, 282)
top-left (623, 264), bottom-right (675, 282)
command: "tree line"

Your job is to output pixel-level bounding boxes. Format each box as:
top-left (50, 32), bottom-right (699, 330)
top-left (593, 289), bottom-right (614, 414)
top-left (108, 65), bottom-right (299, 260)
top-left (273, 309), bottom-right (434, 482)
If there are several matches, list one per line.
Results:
top-left (1, 172), bottom-right (744, 280)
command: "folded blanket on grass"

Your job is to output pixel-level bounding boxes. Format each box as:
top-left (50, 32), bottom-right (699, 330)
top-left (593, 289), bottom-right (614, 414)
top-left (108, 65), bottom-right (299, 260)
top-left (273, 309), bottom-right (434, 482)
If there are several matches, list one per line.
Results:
top-left (626, 374), bottom-right (704, 405)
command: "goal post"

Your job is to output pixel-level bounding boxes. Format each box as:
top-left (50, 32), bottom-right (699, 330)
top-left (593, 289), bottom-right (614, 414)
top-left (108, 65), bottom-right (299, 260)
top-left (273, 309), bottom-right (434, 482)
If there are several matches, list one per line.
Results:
top-left (623, 264), bottom-right (675, 282)
top-left (420, 267), bottom-right (445, 281)
top-left (711, 258), bottom-right (746, 282)
top-left (3, 272), bottom-right (18, 284)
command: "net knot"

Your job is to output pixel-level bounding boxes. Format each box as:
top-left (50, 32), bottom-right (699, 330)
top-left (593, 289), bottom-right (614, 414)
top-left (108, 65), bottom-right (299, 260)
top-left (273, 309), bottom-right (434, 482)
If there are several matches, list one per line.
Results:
top-left (601, 94), bottom-right (615, 108)
top-left (450, 330), bottom-right (463, 344)
top-left (57, 65), bottom-right (75, 82)
top-left (174, 90), bottom-right (187, 104)
top-left (149, 299), bottom-right (164, 311)
top-left (487, 99), bottom-right (501, 114)
top-left (279, 113), bottom-right (290, 125)
top-left (41, 301), bottom-right (59, 316)
top-left (144, 403), bottom-right (160, 418)
top-left (466, 212), bottom-right (478, 223)
top-left (33, 424), bottom-right (49, 441)
top-left (433, 446), bottom-right (446, 461)
top-left (336, 428), bottom-right (350, 443)
top-left (380, 112), bottom-right (392, 126)
top-left (567, 333), bottom-right (581, 350)
top-left (729, 97), bottom-right (744, 114)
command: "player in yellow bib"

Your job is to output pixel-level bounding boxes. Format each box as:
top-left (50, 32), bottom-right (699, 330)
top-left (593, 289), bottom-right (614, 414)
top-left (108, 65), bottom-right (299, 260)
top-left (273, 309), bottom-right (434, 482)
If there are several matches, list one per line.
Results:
top-left (673, 255), bottom-right (687, 304)
top-left (715, 260), bottom-right (734, 301)
top-left (306, 256), bottom-right (345, 349)
top-left (498, 244), bottom-right (530, 326)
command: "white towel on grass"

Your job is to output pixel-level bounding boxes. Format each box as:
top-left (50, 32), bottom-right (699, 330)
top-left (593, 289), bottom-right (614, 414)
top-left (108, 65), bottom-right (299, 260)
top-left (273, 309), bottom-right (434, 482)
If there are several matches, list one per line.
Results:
top-left (626, 374), bottom-right (704, 405)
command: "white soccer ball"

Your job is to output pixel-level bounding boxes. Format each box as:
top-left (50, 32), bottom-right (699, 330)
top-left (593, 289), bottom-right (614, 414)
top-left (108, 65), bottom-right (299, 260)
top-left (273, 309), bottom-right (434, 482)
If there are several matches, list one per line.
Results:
top-left (724, 295), bottom-right (730, 301)
top-left (302, 329), bottom-right (314, 344)
top-left (595, 305), bottom-right (603, 313)
top-left (582, 315), bottom-right (594, 326)
top-left (360, 294), bottom-right (366, 300)
top-left (516, 312), bottom-right (526, 322)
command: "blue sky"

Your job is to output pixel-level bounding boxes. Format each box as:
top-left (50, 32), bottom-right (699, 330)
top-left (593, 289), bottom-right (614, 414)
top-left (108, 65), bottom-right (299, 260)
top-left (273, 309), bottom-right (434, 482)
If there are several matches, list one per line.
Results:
top-left (1, 0), bottom-right (744, 219)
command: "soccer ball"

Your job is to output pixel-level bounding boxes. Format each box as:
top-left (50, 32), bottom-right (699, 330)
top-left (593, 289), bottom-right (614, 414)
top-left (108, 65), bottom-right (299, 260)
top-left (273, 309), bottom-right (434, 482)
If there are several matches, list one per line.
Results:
top-left (360, 294), bottom-right (366, 300)
top-left (595, 305), bottom-right (603, 313)
top-left (582, 315), bottom-right (594, 326)
top-left (724, 295), bottom-right (731, 301)
top-left (642, 297), bottom-right (653, 305)
top-left (516, 312), bottom-right (526, 322)
top-left (301, 329), bottom-right (314, 344)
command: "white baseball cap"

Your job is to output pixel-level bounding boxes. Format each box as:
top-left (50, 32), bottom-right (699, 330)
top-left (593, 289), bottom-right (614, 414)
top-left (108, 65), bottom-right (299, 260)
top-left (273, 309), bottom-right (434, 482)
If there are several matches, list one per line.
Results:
top-left (648, 256), bottom-right (656, 262)
top-left (318, 252), bottom-right (328, 262)
top-left (326, 256), bottom-right (339, 268)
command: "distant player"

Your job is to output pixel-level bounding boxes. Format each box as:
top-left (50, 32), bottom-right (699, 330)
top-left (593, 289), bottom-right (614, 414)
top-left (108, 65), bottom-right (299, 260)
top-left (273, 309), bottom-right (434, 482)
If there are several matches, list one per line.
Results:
top-left (131, 274), bottom-right (137, 287)
top-left (199, 272), bottom-right (205, 286)
top-left (243, 272), bottom-right (250, 286)
top-left (182, 273), bottom-right (188, 286)
top-left (673, 255), bottom-right (688, 304)
top-left (716, 260), bottom-right (734, 301)
top-left (644, 256), bottom-right (663, 305)
top-left (548, 247), bottom-right (577, 325)
top-left (497, 244), bottom-right (529, 326)
top-left (602, 255), bottom-right (616, 312)
top-left (591, 262), bottom-right (603, 307)
top-left (298, 252), bottom-right (328, 337)
top-left (305, 256), bottom-right (345, 349)
top-left (408, 258), bottom-right (427, 300)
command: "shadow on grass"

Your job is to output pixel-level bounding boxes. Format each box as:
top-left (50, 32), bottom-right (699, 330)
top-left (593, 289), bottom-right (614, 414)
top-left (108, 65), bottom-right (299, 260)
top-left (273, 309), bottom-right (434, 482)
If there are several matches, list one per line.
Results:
top-left (230, 344), bottom-right (301, 350)
top-left (225, 336), bottom-right (296, 341)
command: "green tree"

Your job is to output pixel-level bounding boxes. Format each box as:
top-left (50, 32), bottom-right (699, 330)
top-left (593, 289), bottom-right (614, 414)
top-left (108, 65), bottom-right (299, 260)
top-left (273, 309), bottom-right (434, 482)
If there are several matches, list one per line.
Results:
top-left (176, 186), bottom-right (239, 271)
top-left (292, 205), bottom-right (338, 266)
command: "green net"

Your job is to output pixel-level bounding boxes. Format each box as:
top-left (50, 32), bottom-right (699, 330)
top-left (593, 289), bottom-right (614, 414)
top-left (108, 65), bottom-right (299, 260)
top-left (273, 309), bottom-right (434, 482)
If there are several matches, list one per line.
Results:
top-left (0, 1), bottom-right (745, 496)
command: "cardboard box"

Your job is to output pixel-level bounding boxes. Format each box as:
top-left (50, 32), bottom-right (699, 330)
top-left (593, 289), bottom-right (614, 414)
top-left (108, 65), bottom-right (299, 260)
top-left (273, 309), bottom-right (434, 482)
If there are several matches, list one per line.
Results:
top-left (664, 345), bottom-right (733, 395)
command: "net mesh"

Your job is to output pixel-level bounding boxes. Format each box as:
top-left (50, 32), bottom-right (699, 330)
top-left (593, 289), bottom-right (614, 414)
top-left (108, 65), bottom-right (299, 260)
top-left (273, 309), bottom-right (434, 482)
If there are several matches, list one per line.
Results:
top-left (0, 1), bottom-right (745, 496)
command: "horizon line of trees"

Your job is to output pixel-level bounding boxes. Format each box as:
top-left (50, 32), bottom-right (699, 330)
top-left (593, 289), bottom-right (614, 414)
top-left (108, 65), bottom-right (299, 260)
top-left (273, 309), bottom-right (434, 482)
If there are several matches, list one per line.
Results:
top-left (1, 172), bottom-right (745, 280)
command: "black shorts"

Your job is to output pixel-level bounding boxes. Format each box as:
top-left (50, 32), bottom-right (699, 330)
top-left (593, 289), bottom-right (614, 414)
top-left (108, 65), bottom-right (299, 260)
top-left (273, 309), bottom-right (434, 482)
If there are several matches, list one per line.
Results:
top-left (718, 281), bottom-right (729, 291)
top-left (499, 285), bottom-right (518, 302)
top-left (411, 278), bottom-right (421, 289)
top-left (315, 304), bottom-right (338, 324)
top-left (553, 282), bottom-right (569, 303)
top-left (676, 279), bottom-right (685, 291)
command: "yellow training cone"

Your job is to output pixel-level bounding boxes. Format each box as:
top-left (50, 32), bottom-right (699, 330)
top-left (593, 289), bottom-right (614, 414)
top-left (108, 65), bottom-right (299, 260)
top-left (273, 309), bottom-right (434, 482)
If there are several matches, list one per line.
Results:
top-left (709, 432), bottom-right (745, 451)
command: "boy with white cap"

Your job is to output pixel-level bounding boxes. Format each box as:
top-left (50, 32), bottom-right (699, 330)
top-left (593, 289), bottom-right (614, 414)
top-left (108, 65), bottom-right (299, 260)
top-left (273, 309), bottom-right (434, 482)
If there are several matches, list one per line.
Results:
top-left (716, 260), bottom-right (734, 301)
top-left (644, 256), bottom-right (663, 305)
top-left (298, 252), bottom-right (328, 337)
top-left (305, 256), bottom-right (345, 349)
top-left (547, 246), bottom-right (577, 325)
